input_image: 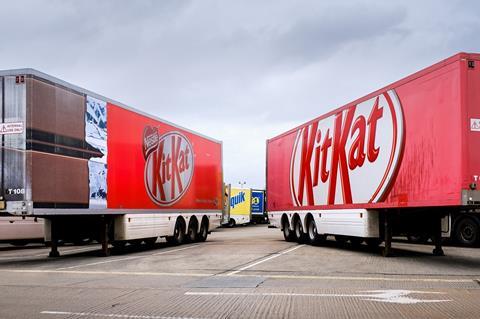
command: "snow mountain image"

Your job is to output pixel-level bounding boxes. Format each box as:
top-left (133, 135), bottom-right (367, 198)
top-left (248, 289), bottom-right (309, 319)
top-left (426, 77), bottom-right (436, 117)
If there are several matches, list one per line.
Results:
top-left (85, 96), bottom-right (108, 208)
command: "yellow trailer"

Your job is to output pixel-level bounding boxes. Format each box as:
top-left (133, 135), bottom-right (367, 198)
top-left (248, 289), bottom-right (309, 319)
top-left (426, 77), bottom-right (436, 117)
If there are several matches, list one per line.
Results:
top-left (227, 187), bottom-right (251, 226)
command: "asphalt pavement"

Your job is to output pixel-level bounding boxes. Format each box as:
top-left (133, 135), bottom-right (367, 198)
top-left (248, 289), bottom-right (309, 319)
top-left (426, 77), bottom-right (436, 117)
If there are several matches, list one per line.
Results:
top-left (0, 224), bottom-right (479, 319)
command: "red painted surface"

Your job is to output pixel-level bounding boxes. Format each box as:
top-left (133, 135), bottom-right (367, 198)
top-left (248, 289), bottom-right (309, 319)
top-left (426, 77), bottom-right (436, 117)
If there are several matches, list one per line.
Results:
top-left (267, 52), bottom-right (480, 211)
top-left (107, 104), bottom-right (223, 210)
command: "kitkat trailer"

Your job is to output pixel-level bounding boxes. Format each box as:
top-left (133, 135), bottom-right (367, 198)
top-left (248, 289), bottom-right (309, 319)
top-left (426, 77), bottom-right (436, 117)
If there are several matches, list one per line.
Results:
top-left (0, 69), bottom-right (223, 257)
top-left (267, 52), bottom-right (480, 256)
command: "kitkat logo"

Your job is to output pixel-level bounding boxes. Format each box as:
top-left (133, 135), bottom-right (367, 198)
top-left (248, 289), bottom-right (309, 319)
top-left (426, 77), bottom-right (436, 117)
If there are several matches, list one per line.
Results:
top-left (144, 128), bottom-right (194, 206)
top-left (290, 90), bottom-right (404, 206)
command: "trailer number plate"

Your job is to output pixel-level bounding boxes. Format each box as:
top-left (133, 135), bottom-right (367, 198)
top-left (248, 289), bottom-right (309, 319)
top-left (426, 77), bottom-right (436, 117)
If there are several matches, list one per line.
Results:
top-left (471, 118), bottom-right (480, 132)
top-left (0, 201), bottom-right (5, 210)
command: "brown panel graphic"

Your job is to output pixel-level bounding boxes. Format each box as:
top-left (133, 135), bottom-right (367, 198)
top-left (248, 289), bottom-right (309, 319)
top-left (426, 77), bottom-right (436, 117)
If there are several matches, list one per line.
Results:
top-left (31, 152), bottom-right (89, 204)
top-left (27, 78), bottom-right (85, 139)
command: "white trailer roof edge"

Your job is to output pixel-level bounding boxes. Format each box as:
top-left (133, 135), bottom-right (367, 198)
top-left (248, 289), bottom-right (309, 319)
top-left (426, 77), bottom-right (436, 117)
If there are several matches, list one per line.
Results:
top-left (0, 68), bottom-right (222, 144)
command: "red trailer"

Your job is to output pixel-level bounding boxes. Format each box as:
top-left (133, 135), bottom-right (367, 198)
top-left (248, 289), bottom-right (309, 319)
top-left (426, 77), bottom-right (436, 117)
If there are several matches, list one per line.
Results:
top-left (266, 52), bottom-right (480, 255)
top-left (0, 69), bottom-right (223, 256)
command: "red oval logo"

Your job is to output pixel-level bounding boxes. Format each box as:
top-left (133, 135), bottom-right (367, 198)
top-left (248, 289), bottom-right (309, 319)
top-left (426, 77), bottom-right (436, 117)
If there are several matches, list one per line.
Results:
top-left (144, 129), bottom-right (194, 206)
top-left (290, 90), bottom-right (404, 206)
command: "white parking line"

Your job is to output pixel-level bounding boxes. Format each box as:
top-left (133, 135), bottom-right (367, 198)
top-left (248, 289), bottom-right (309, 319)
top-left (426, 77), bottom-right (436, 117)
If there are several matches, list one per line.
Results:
top-left (41, 310), bottom-right (205, 319)
top-left (238, 273), bottom-right (477, 283)
top-left (56, 245), bottom-right (200, 270)
top-left (226, 244), bottom-right (304, 276)
top-left (185, 290), bottom-right (451, 304)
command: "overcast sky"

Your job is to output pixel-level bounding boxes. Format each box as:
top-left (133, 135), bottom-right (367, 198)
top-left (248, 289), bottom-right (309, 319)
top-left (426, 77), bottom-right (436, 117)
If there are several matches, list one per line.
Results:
top-left (1, 0), bottom-right (479, 189)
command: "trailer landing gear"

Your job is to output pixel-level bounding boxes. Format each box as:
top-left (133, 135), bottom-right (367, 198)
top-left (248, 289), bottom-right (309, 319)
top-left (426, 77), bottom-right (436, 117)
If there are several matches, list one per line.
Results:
top-left (382, 214), bottom-right (393, 257)
top-left (432, 214), bottom-right (444, 256)
top-left (100, 217), bottom-right (110, 257)
top-left (48, 218), bottom-right (60, 258)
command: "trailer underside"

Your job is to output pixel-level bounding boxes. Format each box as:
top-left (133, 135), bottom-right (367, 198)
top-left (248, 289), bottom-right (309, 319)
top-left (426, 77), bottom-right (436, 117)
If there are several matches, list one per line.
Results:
top-left (32, 211), bottom-right (223, 257)
top-left (268, 207), bottom-right (471, 256)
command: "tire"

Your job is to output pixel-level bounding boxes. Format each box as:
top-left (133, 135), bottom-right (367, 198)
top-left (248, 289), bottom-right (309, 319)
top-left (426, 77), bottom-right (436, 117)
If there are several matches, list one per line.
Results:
top-left (454, 217), bottom-right (480, 247)
top-left (282, 219), bottom-right (295, 242)
top-left (307, 218), bottom-right (324, 245)
top-left (166, 219), bottom-right (186, 245)
top-left (294, 218), bottom-right (307, 243)
top-left (197, 219), bottom-right (208, 242)
top-left (228, 218), bottom-right (236, 228)
top-left (187, 221), bottom-right (198, 243)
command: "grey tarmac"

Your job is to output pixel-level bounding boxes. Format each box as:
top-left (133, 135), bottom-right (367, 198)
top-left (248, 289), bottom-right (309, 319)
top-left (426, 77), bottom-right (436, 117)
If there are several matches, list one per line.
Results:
top-left (0, 225), bottom-right (479, 319)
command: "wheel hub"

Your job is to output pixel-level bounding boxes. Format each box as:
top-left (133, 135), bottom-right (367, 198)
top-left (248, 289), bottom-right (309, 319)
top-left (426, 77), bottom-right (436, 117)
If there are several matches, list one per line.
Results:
top-left (462, 225), bottom-right (474, 240)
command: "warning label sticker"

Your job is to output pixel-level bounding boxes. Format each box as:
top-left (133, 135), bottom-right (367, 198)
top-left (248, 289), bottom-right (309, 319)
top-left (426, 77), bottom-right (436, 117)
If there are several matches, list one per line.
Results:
top-left (0, 122), bottom-right (24, 135)
top-left (471, 119), bottom-right (480, 132)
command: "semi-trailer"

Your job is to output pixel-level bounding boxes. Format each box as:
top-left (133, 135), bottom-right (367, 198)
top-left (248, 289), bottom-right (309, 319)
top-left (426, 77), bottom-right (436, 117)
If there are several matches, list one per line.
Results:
top-left (0, 216), bottom-right (43, 245)
top-left (266, 52), bottom-right (480, 255)
top-left (226, 187), bottom-right (252, 226)
top-left (0, 69), bottom-right (223, 256)
top-left (251, 189), bottom-right (267, 224)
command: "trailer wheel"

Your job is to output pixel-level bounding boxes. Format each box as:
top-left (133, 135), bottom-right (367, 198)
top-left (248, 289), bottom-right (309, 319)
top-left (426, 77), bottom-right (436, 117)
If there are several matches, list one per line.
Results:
top-left (282, 219), bottom-right (295, 242)
top-left (187, 220), bottom-right (198, 243)
top-left (166, 219), bottom-right (186, 245)
top-left (197, 219), bottom-right (208, 242)
top-left (294, 218), bottom-right (307, 243)
top-left (454, 217), bottom-right (479, 247)
top-left (228, 218), bottom-right (236, 228)
top-left (307, 218), bottom-right (324, 245)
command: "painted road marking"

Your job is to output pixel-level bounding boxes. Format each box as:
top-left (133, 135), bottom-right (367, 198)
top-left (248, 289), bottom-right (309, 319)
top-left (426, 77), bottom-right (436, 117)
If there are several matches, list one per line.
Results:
top-left (236, 273), bottom-right (477, 283)
top-left (185, 290), bottom-right (451, 304)
top-left (41, 310), bottom-right (206, 319)
top-left (56, 245), bottom-right (200, 270)
top-left (1, 268), bottom-right (478, 284)
top-left (226, 244), bottom-right (305, 276)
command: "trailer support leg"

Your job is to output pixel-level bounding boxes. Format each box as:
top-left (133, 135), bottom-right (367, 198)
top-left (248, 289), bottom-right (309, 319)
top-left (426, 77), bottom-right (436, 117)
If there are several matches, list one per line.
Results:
top-left (382, 214), bottom-right (393, 257)
top-left (432, 214), bottom-right (445, 256)
top-left (48, 218), bottom-right (60, 258)
top-left (100, 217), bottom-right (110, 257)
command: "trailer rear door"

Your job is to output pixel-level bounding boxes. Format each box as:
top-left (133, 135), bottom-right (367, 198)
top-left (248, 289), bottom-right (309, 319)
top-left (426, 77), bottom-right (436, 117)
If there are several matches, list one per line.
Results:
top-left (464, 56), bottom-right (480, 204)
top-left (0, 75), bottom-right (29, 212)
